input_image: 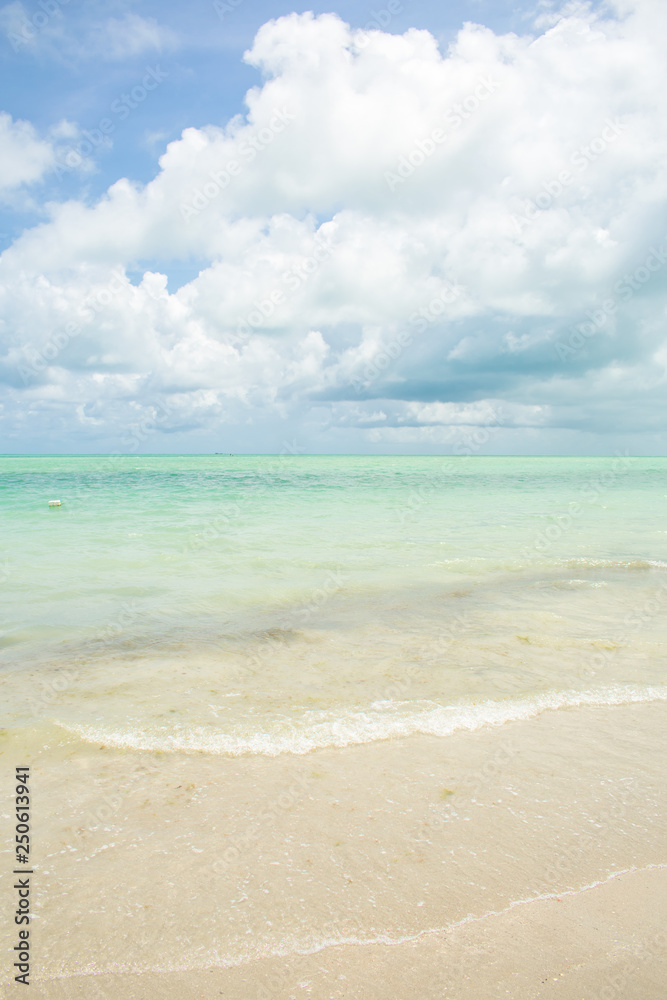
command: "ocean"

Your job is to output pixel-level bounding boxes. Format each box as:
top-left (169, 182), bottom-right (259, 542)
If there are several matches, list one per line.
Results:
top-left (1, 454), bottom-right (666, 994)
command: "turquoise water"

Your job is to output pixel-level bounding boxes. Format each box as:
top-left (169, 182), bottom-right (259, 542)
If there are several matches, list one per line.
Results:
top-left (1, 455), bottom-right (666, 751)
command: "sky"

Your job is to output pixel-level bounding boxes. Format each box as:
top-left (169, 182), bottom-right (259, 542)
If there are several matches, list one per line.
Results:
top-left (0, 0), bottom-right (666, 455)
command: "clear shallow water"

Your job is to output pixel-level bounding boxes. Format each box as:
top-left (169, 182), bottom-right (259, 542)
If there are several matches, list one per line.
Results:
top-left (1, 454), bottom-right (666, 751)
top-left (3, 456), bottom-right (667, 991)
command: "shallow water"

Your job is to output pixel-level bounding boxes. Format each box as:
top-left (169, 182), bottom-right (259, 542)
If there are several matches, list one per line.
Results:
top-left (1, 454), bottom-right (667, 750)
top-left (2, 455), bottom-right (667, 993)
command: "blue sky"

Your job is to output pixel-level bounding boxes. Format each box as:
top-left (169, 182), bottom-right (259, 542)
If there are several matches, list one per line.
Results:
top-left (0, 0), bottom-right (532, 263)
top-left (1, 0), bottom-right (666, 453)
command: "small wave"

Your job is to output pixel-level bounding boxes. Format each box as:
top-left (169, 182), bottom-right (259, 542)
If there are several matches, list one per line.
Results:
top-left (57, 684), bottom-right (667, 757)
top-left (540, 578), bottom-right (609, 590)
top-left (40, 864), bottom-right (667, 980)
top-left (558, 558), bottom-right (667, 571)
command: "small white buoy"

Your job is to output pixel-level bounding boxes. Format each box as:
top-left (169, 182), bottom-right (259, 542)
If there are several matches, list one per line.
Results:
top-left (48, 500), bottom-right (62, 507)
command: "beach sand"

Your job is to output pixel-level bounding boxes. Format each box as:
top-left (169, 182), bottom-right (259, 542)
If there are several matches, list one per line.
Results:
top-left (31, 867), bottom-right (667, 999)
top-left (5, 699), bottom-right (666, 999)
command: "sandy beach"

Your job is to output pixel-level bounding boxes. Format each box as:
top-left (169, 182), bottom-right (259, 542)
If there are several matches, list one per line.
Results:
top-left (3, 0), bottom-right (667, 989)
top-left (31, 868), bottom-right (667, 999)
top-left (6, 698), bottom-right (665, 999)
top-left (2, 457), bottom-right (667, 997)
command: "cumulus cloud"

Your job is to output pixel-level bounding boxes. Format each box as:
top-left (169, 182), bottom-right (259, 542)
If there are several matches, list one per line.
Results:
top-left (1, 0), bottom-right (667, 451)
top-left (0, 113), bottom-right (56, 196)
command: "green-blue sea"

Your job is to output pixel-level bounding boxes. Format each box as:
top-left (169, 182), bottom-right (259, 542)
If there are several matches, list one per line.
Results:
top-left (2, 455), bottom-right (667, 990)
top-left (2, 454), bottom-right (666, 753)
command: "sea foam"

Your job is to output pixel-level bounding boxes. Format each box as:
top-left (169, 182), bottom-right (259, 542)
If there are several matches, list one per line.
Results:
top-left (57, 683), bottom-right (667, 757)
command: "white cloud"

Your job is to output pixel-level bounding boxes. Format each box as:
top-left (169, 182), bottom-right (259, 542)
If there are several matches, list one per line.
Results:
top-left (1, 1), bottom-right (667, 451)
top-left (90, 14), bottom-right (179, 61)
top-left (0, 3), bottom-right (177, 62)
top-left (0, 113), bottom-right (55, 195)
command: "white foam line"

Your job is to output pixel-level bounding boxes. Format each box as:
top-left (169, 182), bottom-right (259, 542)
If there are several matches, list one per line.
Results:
top-left (558, 558), bottom-right (667, 570)
top-left (267, 864), bottom-right (667, 961)
top-left (39, 863), bottom-right (667, 982)
top-left (55, 683), bottom-right (667, 757)
top-left (444, 862), bottom-right (667, 935)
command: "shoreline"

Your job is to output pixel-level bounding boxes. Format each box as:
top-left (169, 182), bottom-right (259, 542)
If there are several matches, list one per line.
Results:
top-left (34, 866), bottom-right (667, 999)
top-left (3, 699), bottom-right (665, 997)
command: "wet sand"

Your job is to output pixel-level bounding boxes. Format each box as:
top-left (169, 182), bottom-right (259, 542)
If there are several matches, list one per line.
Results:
top-left (3, 700), bottom-right (666, 999)
top-left (30, 866), bottom-right (667, 999)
